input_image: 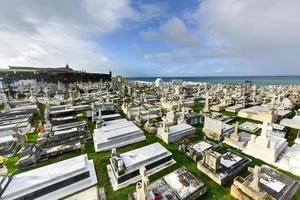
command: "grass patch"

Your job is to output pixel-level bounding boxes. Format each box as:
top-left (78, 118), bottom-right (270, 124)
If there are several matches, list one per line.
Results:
top-left (26, 131), bottom-right (39, 144)
top-left (192, 103), bottom-right (204, 113)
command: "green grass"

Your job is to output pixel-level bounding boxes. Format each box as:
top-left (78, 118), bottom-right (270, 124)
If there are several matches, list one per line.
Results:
top-left (27, 131), bottom-right (39, 144)
top-left (192, 103), bottom-right (204, 113)
top-left (35, 103), bottom-right (46, 122)
top-left (144, 90), bottom-right (156, 96)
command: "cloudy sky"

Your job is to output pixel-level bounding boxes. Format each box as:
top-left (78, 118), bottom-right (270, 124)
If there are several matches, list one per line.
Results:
top-left (1, 0), bottom-right (300, 77)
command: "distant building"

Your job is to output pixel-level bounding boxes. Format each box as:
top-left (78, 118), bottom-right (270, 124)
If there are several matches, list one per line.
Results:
top-left (171, 79), bottom-right (183, 86)
top-left (0, 65), bottom-right (111, 92)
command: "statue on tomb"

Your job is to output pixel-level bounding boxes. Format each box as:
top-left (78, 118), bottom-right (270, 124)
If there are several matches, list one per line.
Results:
top-left (136, 167), bottom-right (150, 200)
top-left (197, 84), bottom-right (201, 96)
top-left (44, 88), bottom-right (49, 104)
top-left (13, 128), bottom-right (27, 149)
top-left (177, 112), bottom-right (186, 124)
top-left (96, 109), bottom-right (103, 128)
top-left (231, 122), bottom-right (240, 142)
top-left (178, 95), bottom-right (184, 111)
top-left (3, 97), bottom-right (10, 111)
top-left (145, 114), bottom-right (151, 127)
top-left (162, 118), bottom-right (169, 133)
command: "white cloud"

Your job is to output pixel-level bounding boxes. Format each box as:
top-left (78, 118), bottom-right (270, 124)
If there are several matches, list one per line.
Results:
top-left (0, 26), bottom-right (110, 72)
top-left (0, 0), bottom-right (165, 74)
top-left (139, 0), bottom-right (300, 76)
top-left (141, 17), bottom-right (201, 47)
top-left (193, 0), bottom-right (300, 74)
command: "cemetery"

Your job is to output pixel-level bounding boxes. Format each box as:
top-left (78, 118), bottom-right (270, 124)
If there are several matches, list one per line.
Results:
top-left (0, 74), bottom-right (299, 200)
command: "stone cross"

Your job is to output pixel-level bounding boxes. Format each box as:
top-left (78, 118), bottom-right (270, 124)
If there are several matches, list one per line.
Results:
top-left (261, 121), bottom-right (269, 138)
top-left (162, 118), bottom-right (169, 133)
top-left (96, 109), bottom-right (103, 128)
top-left (136, 167), bottom-right (149, 200)
top-left (203, 91), bottom-right (210, 113)
top-left (248, 166), bottom-right (265, 192)
top-left (234, 122), bottom-right (239, 135)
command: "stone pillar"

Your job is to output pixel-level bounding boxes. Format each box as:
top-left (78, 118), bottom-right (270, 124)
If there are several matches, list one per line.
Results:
top-left (91, 103), bottom-right (96, 122)
top-left (96, 109), bottom-right (103, 128)
top-left (203, 91), bottom-right (210, 114)
top-left (234, 122), bottom-right (239, 135)
top-left (162, 118), bottom-right (169, 133)
top-left (44, 88), bottom-right (49, 104)
top-left (136, 167), bottom-right (149, 200)
top-left (249, 166), bottom-right (262, 192)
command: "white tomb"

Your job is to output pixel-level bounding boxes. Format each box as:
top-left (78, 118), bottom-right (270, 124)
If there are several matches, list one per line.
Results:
top-left (156, 121), bottom-right (195, 144)
top-left (238, 105), bottom-right (291, 122)
top-left (0, 154), bottom-right (97, 200)
top-left (202, 116), bottom-right (234, 141)
top-left (225, 104), bottom-right (244, 113)
top-left (239, 121), bottom-right (260, 133)
top-left (280, 115), bottom-right (300, 129)
top-left (93, 119), bottom-right (145, 152)
top-left (243, 121), bottom-right (288, 164)
top-left (277, 144), bottom-right (300, 176)
top-left (107, 142), bottom-right (175, 190)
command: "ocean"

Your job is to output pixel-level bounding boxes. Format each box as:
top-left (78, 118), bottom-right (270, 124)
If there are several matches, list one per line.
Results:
top-left (127, 76), bottom-right (300, 86)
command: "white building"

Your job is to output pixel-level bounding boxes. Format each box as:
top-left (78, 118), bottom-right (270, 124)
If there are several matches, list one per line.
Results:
top-left (155, 78), bottom-right (163, 87)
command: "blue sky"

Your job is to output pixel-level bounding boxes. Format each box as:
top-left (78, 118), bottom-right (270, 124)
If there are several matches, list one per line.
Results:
top-left (1, 0), bottom-right (300, 77)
